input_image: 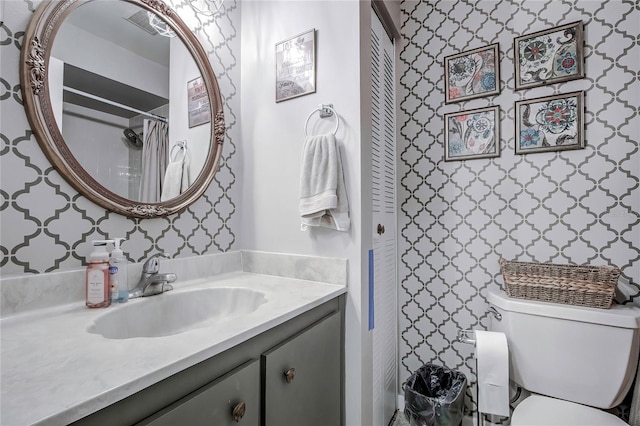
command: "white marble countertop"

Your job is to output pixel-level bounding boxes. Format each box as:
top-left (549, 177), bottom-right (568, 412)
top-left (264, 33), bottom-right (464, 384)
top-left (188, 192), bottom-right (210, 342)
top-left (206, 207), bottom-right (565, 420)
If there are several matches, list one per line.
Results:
top-left (0, 271), bottom-right (346, 426)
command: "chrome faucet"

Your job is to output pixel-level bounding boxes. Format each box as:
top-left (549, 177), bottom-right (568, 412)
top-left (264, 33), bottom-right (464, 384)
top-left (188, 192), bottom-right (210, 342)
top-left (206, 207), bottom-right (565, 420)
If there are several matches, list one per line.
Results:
top-left (129, 253), bottom-right (177, 299)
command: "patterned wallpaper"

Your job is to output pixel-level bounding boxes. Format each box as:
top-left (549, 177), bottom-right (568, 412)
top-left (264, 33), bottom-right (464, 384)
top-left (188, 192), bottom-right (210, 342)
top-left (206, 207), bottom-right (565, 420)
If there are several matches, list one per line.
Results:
top-left (398, 0), bottom-right (639, 417)
top-left (0, 0), bottom-right (240, 276)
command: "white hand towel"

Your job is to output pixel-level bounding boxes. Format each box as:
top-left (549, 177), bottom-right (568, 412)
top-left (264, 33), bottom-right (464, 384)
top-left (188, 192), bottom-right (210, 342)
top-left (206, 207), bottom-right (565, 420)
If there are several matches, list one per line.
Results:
top-left (299, 133), bottom-right (350, 231)
top-left (475, 330), bottom-right (510, 417)
top-left (180, 160), bottom-right (191, 193)
top-left (161, 161), bottom-right (186, 201)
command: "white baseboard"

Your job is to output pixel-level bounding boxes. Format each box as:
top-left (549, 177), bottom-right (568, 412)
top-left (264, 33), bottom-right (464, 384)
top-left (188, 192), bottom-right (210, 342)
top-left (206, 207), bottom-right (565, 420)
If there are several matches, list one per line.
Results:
top-left (397, 393), bottom-right (404, 411)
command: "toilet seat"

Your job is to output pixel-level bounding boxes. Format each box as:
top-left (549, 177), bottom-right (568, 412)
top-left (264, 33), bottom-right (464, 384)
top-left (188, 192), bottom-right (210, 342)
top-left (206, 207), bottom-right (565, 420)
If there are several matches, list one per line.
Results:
top-left (511, 395), bottom-right (627, 426)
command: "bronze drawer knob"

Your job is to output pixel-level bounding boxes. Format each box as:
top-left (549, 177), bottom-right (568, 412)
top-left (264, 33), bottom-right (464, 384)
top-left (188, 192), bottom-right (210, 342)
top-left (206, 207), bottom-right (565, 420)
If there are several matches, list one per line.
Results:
top-left (232, 401), bottom-right (246, 422)
top-left (284, 367), bottom-right (296, 383)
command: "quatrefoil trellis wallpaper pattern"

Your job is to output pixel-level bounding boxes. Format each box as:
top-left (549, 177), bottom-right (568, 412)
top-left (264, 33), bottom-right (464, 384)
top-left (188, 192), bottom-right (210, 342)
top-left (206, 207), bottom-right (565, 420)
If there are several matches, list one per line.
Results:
top-left (398, 0), bottom-right (639, 417)
top-left (1, 0), bottom-right (240, 275)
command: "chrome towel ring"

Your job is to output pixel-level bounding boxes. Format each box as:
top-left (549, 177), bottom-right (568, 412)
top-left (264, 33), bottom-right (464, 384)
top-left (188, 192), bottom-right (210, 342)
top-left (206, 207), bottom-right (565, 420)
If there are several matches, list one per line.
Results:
top-left (170, 140), bottom-right (188, 162)
top-left (304, 104), bottom-right (339, 136)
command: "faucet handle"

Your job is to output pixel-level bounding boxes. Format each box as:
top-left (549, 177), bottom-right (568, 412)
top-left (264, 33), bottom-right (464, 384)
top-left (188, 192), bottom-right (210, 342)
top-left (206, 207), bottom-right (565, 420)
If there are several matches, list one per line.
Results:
top-left (142, 253), bottom-right (170, 274)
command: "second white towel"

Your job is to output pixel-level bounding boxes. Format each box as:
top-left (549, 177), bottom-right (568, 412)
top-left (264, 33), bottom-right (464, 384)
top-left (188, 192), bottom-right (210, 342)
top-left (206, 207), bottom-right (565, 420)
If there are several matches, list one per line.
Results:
top-left (161, 160), bottom-right (190, 201)
top-left (475, 330), bottom-right (510, 417)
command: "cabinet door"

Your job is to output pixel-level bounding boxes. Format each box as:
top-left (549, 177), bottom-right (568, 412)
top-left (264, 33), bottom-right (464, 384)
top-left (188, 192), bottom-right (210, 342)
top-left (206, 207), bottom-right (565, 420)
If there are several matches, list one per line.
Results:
top-left (140, 359), bottom-right (259, 426)
top-left (262, 312), bottom-right (341, 426)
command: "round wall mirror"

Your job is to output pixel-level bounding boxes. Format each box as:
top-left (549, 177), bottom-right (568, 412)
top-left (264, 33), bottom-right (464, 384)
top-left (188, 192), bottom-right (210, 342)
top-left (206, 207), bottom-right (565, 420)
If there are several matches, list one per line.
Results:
top-left (20, 0), bottom-right (225, 218)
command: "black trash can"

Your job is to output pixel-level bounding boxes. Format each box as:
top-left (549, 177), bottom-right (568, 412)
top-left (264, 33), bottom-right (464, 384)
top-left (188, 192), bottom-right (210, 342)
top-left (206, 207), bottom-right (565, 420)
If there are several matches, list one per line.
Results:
top-left (404, 363), bottom-right (467, 426)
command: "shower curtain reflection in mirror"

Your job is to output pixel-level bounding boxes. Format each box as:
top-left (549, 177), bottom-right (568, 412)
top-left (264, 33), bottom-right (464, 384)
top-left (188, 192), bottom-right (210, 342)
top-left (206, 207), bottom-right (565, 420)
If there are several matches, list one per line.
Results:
top-left (139, 119), bottom-right (169, 203)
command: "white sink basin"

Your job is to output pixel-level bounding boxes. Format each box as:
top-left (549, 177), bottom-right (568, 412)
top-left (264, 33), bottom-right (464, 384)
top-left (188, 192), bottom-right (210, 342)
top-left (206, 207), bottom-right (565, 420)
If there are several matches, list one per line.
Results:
top-left (87, 287), bottom-right (267, 339)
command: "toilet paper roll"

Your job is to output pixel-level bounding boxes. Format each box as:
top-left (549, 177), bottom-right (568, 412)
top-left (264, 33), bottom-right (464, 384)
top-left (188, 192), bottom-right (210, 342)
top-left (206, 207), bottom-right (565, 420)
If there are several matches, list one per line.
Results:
top-left (475, 330), bottom-right (510, 417)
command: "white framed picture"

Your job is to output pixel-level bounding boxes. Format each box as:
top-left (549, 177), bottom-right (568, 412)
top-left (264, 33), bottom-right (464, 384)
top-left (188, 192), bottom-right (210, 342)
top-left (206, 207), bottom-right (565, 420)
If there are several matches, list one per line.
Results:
top-left (275, 29), bottom-right (316, 102)
top-left (187, 76), bottom-right (211, 128)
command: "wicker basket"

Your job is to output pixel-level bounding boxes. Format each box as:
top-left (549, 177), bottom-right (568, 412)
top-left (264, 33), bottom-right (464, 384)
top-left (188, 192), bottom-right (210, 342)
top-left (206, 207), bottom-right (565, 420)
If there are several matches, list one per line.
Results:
top-left (499, 258), bottom-right (621, 309)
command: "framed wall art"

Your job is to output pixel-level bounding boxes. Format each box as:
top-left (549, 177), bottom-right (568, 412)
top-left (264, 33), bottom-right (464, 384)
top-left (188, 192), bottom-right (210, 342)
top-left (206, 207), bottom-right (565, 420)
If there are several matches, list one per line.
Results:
top-left (444, 43), bottom-right (500, 104)
top-left (444, 106), bottom-right (500, 161)
top-left (187, 76), bottom-right (211, 128)
top-left (275, 29), bottom-right (316, 102)
top-left (515, 91), bottom-right (584, 154)
top-left (514, 21), bottom-right (584, 90)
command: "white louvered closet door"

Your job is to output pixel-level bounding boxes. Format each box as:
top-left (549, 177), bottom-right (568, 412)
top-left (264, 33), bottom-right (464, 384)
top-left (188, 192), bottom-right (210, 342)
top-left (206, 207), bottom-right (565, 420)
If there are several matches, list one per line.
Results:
top-left (371, 8), bottom-right (397, 426)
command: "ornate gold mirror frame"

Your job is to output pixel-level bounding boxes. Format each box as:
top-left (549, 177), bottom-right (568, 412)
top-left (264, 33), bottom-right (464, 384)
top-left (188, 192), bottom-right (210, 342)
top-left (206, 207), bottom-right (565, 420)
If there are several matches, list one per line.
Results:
top-left (20, 0), bottom-right (225, 218)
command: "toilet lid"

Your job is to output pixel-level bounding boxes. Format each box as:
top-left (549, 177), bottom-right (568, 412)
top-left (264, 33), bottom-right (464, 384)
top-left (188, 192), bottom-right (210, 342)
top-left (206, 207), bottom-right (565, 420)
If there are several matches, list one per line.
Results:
top-left (511, 395), bottom-right (627, 426)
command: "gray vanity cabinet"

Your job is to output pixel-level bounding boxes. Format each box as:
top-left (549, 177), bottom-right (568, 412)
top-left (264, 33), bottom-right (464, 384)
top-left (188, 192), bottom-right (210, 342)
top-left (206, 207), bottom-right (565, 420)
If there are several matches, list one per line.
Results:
top-left (141, 359), bottom-right (260, 426)
top-left (263, 312), bottom-right (341, 426)
top-left (71, 297), bottom-right (344, 426)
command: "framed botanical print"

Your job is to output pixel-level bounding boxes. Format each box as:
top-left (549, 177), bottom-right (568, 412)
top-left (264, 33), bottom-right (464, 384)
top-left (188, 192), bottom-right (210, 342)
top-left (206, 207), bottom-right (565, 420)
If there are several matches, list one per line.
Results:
top-left (514, 21), bottom-right (584, 90)
top-left (515, 91), bottom-right (584, 154)
top-left (444, 43), bottom-right (500, 103)
top-left (444, 106), bottom-right (500, 161)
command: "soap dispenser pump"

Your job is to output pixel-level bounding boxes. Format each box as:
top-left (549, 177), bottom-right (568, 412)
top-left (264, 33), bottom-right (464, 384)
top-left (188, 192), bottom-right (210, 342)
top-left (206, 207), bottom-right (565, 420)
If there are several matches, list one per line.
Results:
top-left (86, 240), bottom-right (112, 308)
top-left (109, 237), bottom-right (129, 303)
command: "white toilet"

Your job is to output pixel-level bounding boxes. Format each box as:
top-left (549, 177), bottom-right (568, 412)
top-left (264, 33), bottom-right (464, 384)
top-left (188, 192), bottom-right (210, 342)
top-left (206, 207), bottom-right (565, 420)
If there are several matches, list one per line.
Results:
top-left (486, 288), bottom-right (640, 425)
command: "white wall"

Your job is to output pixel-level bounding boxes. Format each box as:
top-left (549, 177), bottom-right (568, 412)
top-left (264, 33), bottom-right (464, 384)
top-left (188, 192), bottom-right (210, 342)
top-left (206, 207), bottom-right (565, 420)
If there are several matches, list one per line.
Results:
top-left (62, 104), bottom-right (131, 198)
top-left (240, 1), bottom-right (371, 424)
top-left (49, 57), bottom-right (65, 127)
top-left (53, 22), bottom-right (169, 98)
top-left (169, 36), bottom-right (210, 182)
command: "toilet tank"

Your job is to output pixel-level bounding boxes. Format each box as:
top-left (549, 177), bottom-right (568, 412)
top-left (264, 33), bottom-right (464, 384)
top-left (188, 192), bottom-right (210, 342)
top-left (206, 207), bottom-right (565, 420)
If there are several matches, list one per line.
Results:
top-left (487, 289), bottom-right (640, 409)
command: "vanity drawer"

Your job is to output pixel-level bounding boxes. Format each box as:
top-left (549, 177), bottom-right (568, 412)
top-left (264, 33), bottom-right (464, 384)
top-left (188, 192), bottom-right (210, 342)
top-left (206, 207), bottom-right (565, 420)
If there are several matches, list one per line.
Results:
top-left (262, 312), bottom-right (341, 426)
top-left (140, 359), bottom-right (260, 426)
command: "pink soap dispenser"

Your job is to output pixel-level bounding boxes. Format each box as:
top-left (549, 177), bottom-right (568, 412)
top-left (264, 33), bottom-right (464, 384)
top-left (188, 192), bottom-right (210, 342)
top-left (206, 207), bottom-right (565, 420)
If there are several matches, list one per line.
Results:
top-left (86, 240), bottom-right (112, 308)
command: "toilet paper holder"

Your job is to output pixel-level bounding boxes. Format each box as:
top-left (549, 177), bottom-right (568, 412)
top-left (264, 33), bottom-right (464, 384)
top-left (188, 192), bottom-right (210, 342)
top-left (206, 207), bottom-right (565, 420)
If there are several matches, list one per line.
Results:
top-left (457, 329), bottom-right (483, 426)
top-left (457, 328), bottom-right (511, 426)
top-left (457, 329), bottom-right (476, 345)
top-left (458, 308), bottom-right (503, 345)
